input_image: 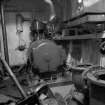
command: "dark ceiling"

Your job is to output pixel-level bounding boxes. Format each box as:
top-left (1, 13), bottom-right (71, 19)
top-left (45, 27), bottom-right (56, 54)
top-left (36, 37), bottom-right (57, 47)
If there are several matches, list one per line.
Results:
top-left (4, 0), bottom-right (71, 21)
top-left (5, 0), bottom-right (50, 12)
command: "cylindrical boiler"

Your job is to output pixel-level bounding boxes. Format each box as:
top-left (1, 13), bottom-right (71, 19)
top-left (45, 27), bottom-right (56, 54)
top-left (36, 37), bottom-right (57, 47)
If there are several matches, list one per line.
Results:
top-left (27, 39), bottom-right (66, 73)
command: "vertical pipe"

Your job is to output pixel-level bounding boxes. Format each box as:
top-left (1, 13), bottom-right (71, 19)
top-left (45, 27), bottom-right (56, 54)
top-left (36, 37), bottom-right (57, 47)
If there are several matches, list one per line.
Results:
top-left (0, 1), bottom-right (9, 64)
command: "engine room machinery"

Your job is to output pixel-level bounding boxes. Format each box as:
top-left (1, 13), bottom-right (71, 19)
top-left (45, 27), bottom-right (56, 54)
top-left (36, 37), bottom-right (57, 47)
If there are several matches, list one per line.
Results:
top-left (28, 15), bottom-right (66, 75)
top-left (27, 39), bottom-right (66, 79)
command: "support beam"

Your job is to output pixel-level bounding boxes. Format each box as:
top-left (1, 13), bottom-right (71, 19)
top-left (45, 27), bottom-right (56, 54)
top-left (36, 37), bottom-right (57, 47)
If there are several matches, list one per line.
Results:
top-left (0, 1), bottom-right (9, 64)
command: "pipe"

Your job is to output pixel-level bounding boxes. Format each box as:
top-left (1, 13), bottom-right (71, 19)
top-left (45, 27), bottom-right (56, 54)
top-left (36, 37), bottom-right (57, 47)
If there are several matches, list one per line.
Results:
top-left (0, 55), bottom-right (27, 98)
top-left (0, 1), bottom-right (9, 64)
top-left (16, 14), bottom-right (24, 33)
top-left (44, 0), bottom-right (56, 21)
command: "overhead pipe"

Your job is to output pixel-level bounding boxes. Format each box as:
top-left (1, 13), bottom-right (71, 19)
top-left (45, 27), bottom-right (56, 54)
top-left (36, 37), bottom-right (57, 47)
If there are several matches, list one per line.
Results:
top-left (44, 0), bottom-right (56, 21)
top-left (0, 1), bottom-right (9, 64)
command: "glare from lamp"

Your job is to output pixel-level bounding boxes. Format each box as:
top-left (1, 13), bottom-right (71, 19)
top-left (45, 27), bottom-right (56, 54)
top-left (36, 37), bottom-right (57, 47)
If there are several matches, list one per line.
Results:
top-left (50, 15), bottom-right (56, 21)
top-left (44, 0), bottom-right (53, 4)
top-left (44, 0), bottom-right (56, 22)
top-left (78, 0), bottom-right (82, 3)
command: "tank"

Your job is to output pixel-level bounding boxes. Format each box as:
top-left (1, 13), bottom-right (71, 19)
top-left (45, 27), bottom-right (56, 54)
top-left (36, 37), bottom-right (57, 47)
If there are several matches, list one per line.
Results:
top-left (27, 39), bottom-right (66, 73)
top-left (71, 64), bottom-right (92, 90)
top-left (85, 66), bottom-right (105, 105)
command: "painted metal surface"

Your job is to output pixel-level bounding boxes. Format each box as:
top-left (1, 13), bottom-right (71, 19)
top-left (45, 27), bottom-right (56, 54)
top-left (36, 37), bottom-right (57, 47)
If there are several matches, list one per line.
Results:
top-left (71, 0), bottom-right (105, 18)
top-left (27, 39), bottom-right (66, 72)
top-left (86, 67), bottom-right (105, 105)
